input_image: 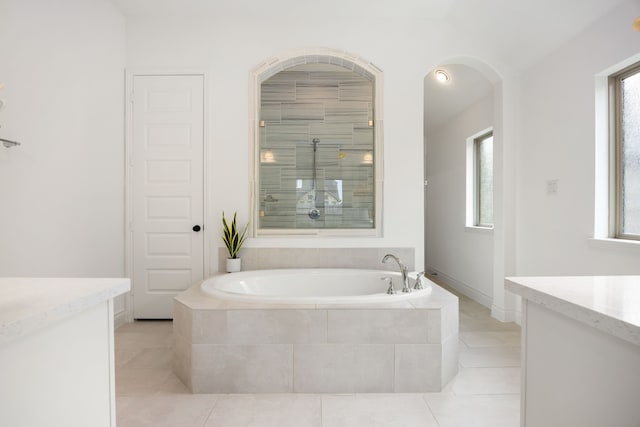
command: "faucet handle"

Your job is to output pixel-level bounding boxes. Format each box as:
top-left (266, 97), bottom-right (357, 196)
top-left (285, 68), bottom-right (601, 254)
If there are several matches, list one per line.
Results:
top-left (381, 277), bottom-right (396, 295)
top-left (414, 271), bottom-right (425, 290)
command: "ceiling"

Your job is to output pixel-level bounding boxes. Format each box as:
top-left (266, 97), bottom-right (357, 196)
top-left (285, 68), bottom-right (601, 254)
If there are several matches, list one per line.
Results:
top-left (111, 0), bottom-right (632, 127)
top-left (424, 64), bottom-right (494, 131)
top-left (112, 0), bottom-right (630, 72)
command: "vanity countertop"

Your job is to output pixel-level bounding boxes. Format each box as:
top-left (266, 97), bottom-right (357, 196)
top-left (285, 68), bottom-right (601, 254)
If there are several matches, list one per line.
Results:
top-left (505, 275), bottom-right (640, 346)
top-left (0, 277), bottom-right (130, 345)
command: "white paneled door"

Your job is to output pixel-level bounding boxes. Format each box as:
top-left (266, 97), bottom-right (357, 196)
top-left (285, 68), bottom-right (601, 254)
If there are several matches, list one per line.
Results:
top-left (130, 74), bottom-right (204, 319)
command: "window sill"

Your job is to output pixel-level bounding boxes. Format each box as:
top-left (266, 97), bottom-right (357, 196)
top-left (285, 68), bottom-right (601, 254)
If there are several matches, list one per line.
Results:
top-left (465, 225), bottom-right (494, 233)
top-left (588, 237), bottom-right (640, 250)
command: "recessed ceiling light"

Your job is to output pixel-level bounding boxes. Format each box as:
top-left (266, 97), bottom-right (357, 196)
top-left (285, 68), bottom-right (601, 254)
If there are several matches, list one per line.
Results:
top-left (435, 69), bottom-right (450, 83)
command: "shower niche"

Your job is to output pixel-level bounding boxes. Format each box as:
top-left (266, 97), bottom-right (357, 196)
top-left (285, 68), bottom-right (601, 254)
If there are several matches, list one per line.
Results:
top-left (251, 49), bottom-right (383, 236)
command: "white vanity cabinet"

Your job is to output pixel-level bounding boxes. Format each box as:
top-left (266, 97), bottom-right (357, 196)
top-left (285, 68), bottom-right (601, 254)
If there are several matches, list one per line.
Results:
top-left (506, 276), bottom-right (640, 427)
top-left (0, 278), bottom-right (130, 427)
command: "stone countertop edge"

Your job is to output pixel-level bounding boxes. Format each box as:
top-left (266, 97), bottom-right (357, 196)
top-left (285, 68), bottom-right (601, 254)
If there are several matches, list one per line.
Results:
top-left (0, 278), bottom-right (131, 345)
top-left (505, 276), bottom-right (640, 347)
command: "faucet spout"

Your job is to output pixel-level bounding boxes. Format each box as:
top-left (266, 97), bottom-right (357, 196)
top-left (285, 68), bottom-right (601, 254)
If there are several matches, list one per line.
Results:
top-left (381, 254), bottom-right (410, 293)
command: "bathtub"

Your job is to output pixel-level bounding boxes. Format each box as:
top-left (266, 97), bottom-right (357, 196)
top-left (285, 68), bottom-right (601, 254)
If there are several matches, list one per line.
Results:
top-left (200, 268), bottom-right (431, 304)
top-left (174, 268), bottom-right (459, 394)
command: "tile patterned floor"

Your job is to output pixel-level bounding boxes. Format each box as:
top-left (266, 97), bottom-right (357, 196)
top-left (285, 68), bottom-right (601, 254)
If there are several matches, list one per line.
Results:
top-left (115, 283), bottom-right (521, 426)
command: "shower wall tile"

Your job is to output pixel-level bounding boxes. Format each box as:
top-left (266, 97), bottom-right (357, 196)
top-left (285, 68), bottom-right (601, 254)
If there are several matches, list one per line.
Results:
top-left (336, 150), bottom-right (374, 167)
top-left (260, 147), bottom-right (296, 166)
top-left (295, 144), bottom-right (340, 169)
top-left (317, 146), bottom-right (340, 167)
top-left (309, 123), bottom-right (353, 145)
top-left (342, 209), bottom-right (374, 226)
top-left (354, 126), bottom-right (374, 145)
top-left (281, 103), bottom-right (324, 122)
top-left (263, 200), bottom-right (297, 217)
top-left (259, 167), bottom-right (281, 190)
top-left (260, 103), bottom-right (282, 123)
top-left (261, 81), bottom-right (295, 102)
top-left (259, 216), bottom-right (296, 229)
top-left (265, 124), bottom-right (308, 145)
top-left (325, 102), bottom-right (369, 123)
top-left (296, 82), bottom-right (339, 101)
top-left (339, 81), bottom-right (373, 102)
top-left (295, 146), bottom-right (313, 167)
top-left (281, 167), bottom-right (302, 181)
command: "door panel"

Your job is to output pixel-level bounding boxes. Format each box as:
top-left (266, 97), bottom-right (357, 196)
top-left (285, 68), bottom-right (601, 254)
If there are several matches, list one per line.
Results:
top-left (131, 74), bottom-right (204, 319)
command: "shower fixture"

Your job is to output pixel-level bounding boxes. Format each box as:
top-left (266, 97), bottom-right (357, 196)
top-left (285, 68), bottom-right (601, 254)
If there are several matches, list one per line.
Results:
top-left (308, 138), bottom-right (321, 220)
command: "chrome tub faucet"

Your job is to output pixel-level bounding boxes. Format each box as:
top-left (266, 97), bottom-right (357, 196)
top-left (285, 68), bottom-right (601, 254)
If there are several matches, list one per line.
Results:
top-left (381, 254), bottom-right (410, 293)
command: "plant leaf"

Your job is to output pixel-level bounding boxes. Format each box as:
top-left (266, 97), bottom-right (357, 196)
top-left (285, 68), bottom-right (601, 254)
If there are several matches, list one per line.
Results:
top-left (221, 211), bottom-right (248, 259)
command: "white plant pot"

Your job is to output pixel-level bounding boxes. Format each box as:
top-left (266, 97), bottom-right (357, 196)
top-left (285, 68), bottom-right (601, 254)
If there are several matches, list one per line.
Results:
top-left (226, 258), bottom-right (242, 273)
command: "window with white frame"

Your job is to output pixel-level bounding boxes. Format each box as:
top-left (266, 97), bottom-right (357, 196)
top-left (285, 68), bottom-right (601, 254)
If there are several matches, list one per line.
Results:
top-left (612, 63), bottom-right (640, 240)
top-left (466, 129), bottom-right (494, 228)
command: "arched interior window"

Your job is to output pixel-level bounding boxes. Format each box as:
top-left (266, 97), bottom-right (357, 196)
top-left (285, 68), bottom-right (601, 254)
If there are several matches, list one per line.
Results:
top-left (250, 50), bottom-right (383, 236)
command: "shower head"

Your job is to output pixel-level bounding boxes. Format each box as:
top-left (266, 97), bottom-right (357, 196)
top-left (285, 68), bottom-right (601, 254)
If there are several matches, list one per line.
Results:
top-left (312, 138), bottom-right (320, 152)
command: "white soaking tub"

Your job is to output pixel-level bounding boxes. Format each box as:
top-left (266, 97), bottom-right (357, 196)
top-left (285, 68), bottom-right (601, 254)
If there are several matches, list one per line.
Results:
top-left (200, 268), bottom-right (431, 304)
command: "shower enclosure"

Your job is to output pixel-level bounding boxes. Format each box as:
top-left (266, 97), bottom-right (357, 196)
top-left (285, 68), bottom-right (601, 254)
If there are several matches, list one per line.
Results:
top-left (257, 61), bottom-right (376, 230)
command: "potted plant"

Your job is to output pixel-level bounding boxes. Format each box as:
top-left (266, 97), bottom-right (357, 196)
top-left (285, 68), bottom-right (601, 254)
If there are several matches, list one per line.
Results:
top-left (222, 211), bottom-right (248, 272)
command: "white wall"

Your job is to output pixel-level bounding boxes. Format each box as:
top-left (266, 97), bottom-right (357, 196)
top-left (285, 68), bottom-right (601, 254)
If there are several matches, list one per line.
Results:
top-left (124, 16), bottom-right (445, 273)
top-left (516, 0), bottom-right (640, 276)
top-left (426, 94), bottom-right (495, 306)
top-left (0, 0), bottom-right (127, 314)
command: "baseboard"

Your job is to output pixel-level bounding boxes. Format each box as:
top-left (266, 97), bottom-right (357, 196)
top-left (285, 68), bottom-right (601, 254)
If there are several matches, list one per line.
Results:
top-left (426, 267), bottom-right (493, 309)
top-left (114, 309), bottom-right (128, 329)
top-left (491, 304), bottom-right (521, 324)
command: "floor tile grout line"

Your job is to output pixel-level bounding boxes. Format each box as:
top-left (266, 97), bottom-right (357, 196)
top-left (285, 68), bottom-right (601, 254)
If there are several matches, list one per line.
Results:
top-left (200, 395), bottom-right (221, 427)
top-left (422, 394), bottom-right (442, 427)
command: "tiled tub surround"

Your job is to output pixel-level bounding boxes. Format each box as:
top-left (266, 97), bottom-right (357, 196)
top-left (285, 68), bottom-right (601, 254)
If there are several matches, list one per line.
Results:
top-left (173, 277), bottom-right (458, 393)
top-left (217, 247), bottom-right (415, 273)
top-left (259, 64), bottom-right (376, 230)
